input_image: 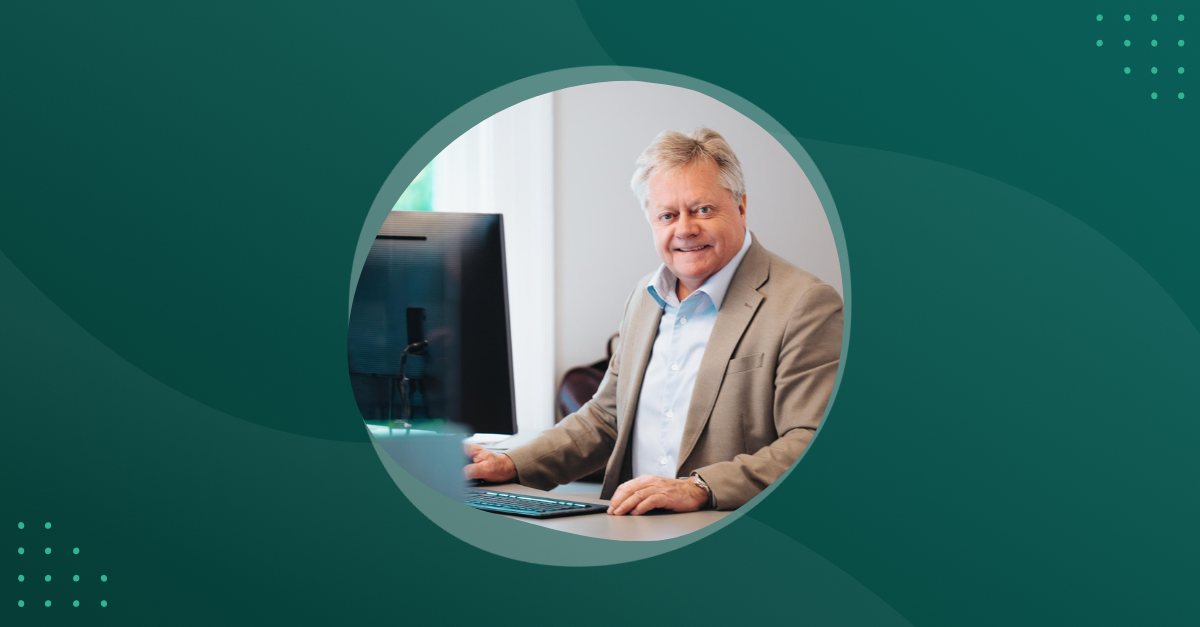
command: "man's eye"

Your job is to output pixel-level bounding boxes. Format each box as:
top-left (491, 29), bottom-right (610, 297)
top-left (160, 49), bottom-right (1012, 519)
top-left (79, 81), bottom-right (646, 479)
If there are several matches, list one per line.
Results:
top-left (659, 213), bottom-right (674, 221)
top-left (697, 206), bottom-right (712, 214)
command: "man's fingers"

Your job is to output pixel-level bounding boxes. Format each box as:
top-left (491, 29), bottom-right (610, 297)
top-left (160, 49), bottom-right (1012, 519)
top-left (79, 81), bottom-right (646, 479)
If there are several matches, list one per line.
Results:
top-left (612, 489), bottom-right (649, 516)
top-left (465, 443), bottom-right (496, 465)
top-left (608, 481), bottom-right (643, 513)
top-left (606, 489), bottom-right (627, 514)
top-left (632, 494), bottom-right (667, 516)
top-left (607, 484), bottom-right (632, 513)
top-left (608, 475), bottom-right (664, 514)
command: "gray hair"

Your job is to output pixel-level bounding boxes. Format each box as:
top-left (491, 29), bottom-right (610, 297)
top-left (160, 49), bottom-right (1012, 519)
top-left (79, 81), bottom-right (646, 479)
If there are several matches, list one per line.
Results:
top-left (630, 127), bottom-right (745, 210)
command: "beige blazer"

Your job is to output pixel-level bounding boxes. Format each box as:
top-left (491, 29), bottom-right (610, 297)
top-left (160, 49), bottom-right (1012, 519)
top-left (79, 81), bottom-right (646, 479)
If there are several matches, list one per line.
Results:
top-left (506, 233), bottom-right (844, 510)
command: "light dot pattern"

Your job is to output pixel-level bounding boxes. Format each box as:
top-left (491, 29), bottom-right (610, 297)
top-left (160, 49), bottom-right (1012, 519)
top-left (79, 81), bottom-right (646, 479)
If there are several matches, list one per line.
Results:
top-left (1125, 40), bottom-right (1131, 46)
top-left (1152, 14), bottom-right (1158, 21)
top-left (13, 520), bottom-right (113, 608)
top-left (1152, 92), bottom-right (1158, 99)
top-left (1152, 39), bottom-right (1158, 47)
top-left (1125, 14), bottom-right (1131, 21)
top-left (1097, 40), bottom-right (1104, 46)
top-left (1181, 15), bottom-right (1186, 22)
top-left (1097, 14), bottom-right (1103, 21)
top-left (1180, 67), bottom-right (1186, 74)
top-left (1181, 93), bottom-right (1186, 99)
top-left (1125, 67), bottom-right (1131, 74)
top-left (1180, 40), bottom-right (1185, 47)
top-left (1152, 67), bottom-right (1158, 74)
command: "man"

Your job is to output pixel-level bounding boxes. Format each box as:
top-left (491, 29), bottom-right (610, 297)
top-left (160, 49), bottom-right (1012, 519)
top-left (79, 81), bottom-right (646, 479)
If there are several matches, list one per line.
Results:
top-left (465, 128), bottom-right (843, 515)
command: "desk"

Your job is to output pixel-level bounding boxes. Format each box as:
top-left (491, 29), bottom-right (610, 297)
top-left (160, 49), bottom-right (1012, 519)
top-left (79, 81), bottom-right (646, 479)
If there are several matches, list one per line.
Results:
top-left (483, 483), bottom-right (730, 541)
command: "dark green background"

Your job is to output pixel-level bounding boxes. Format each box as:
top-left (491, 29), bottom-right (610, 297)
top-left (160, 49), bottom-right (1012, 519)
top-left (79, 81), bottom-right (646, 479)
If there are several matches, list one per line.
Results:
top-left (2, 2), bottom-right (1196, 625)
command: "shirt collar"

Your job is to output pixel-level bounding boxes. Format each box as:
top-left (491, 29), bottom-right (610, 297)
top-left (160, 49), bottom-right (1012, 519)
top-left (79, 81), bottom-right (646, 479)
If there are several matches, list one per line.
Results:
top-left (647, 231), bottom-right (753, 309)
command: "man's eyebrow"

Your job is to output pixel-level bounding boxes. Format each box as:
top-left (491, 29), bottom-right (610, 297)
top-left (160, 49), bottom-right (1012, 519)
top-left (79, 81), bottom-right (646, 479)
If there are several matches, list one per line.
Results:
top-left (651, 195), bottom-right (719, 210)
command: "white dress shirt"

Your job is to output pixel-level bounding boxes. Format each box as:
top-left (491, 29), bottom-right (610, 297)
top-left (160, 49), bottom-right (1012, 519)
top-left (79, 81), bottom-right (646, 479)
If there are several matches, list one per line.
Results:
top-left (631, 232), bottom-right (753, 479)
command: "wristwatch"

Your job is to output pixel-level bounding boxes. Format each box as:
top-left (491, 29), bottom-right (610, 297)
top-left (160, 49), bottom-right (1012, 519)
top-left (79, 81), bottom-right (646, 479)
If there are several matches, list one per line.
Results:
top-left (681, 473), bottom-right (716, 510)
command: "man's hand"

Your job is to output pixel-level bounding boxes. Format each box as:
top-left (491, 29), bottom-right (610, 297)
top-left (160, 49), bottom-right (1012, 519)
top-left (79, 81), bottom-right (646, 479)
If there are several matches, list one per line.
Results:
top-left (607, 474), bottom-right (709, 515)
top-left (463, 443), bottom-right (518, 483)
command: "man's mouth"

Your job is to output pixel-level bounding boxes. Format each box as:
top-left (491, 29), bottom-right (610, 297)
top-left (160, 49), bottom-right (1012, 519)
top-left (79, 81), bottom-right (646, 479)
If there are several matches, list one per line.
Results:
top-left (675, 245), bottom-right (711, 253)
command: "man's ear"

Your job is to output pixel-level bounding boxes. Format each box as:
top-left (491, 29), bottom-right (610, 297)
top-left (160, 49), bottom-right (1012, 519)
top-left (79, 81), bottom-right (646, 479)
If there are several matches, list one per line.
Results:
top-left (739, 194), bottom-right (748, 221)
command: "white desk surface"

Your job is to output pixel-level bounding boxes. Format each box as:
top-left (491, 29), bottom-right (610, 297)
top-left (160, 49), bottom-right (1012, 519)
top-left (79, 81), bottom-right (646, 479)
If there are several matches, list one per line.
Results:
top-left (482, 483), bottom-right (730, 542)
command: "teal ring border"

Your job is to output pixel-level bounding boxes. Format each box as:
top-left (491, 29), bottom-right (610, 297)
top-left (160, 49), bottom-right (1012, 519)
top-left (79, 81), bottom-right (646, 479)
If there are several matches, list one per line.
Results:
top-left (350, 66), bottom-right (852, 566)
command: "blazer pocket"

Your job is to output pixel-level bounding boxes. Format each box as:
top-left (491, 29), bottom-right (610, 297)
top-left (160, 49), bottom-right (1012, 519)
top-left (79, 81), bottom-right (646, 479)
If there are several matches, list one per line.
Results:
top-left (725, 352), bottom-right (764, 375)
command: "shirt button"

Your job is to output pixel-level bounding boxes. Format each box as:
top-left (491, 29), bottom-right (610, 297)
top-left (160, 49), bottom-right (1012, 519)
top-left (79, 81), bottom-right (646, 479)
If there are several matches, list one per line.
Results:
top-left (680, 317), bottom-right (688, 325)
top-left (660, 457), bottom-right (669, 466)
top-left (666, 410), bottom-right (674, 418)
top-left (670, 363), bottom-right (680, 371)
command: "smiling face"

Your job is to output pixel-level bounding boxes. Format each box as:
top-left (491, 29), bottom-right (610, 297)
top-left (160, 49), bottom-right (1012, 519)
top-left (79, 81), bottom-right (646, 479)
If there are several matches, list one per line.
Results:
top-left (646, 160), bottom-right (747, 301)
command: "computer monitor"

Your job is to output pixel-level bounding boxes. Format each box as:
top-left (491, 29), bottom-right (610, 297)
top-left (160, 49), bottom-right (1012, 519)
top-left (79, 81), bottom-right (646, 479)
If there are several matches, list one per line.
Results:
top-left (348, 211), bottom-right (517, 435)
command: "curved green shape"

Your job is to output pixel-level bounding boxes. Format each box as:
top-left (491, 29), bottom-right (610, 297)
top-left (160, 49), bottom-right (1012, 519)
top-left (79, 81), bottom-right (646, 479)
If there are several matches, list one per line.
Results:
top-left (370, 440), bottom-right (909, 623)
top-left (352, 66), bottom-right (851, 567)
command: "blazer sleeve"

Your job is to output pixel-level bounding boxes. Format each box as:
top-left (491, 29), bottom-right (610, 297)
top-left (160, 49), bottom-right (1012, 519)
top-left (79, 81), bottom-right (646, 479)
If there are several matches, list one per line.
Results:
top-left (503, 286), bottom-right (639, 490)
top-left (695, 284), bottom-right (844, 510)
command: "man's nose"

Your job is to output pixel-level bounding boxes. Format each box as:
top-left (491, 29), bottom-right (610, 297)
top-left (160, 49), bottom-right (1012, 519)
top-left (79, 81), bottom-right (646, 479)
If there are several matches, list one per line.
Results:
top-left (675, 212), bottom-right (701, 237)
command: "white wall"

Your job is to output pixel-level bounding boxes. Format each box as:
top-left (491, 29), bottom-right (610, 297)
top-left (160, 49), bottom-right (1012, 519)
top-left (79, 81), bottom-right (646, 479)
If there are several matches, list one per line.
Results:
top-left (553, 82), bottom-right (842, 388)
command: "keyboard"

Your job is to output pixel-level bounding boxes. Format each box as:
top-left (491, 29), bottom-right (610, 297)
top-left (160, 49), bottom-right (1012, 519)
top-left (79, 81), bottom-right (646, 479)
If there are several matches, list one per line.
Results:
top-left (464, 489), bottom-right (608, 518)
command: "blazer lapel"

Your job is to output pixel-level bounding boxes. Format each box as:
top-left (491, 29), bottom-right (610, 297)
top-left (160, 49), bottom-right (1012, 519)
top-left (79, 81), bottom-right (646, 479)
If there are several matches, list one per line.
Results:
top-left (677, 235), bottom-right (770, 468)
